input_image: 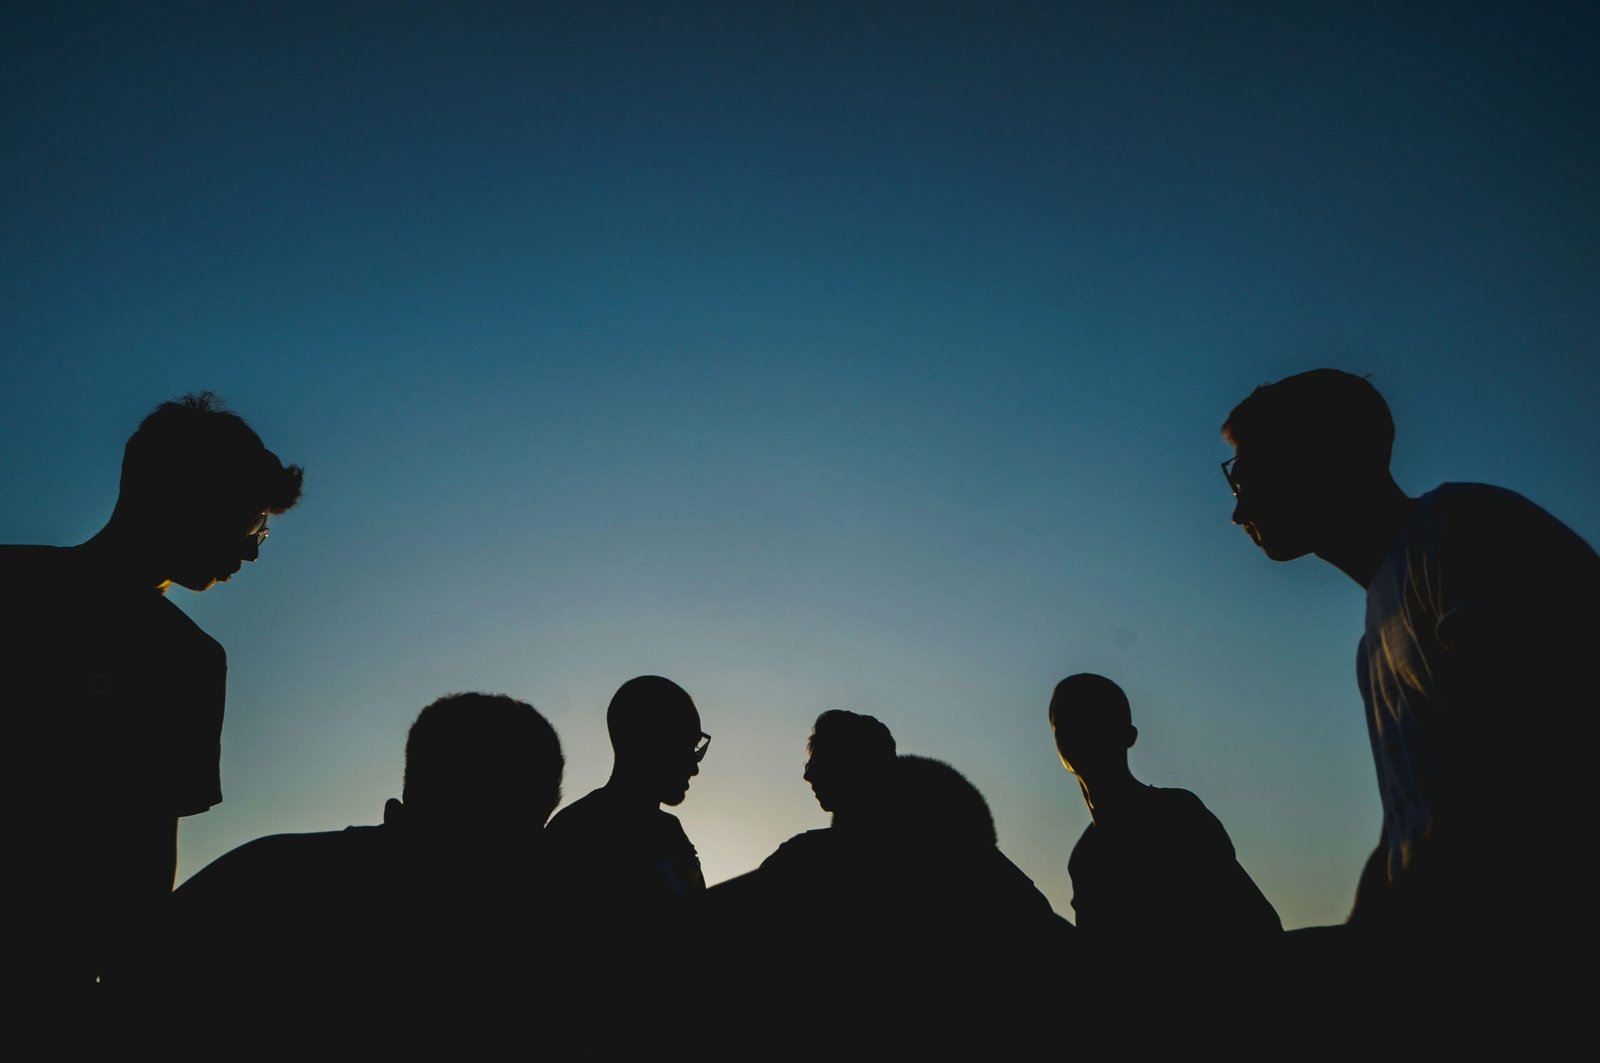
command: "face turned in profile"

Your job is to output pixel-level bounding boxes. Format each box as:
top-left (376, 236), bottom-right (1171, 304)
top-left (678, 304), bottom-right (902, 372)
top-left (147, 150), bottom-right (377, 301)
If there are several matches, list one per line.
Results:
top-left (802, 740), bottom-right (839, 812)
top-left (1224, 446), bottom-right (1322, 563)
top-left (655, 711), bottom-right (708, 807)
top-left (165, 503), bottom-right (273, 592)
top-left (607, 676), bottom-right (708, 807)
top-left (1221, 369), bottom-right (1398, 567)
top-left (112, 392), bottom-right (303, 593)
top-left (801, 711), bottom-right (895, 816)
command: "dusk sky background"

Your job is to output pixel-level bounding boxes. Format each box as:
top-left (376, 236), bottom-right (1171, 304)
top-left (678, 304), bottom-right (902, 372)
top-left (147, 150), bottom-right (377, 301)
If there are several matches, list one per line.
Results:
top-left (4, 2), bottom-right (1596, 933)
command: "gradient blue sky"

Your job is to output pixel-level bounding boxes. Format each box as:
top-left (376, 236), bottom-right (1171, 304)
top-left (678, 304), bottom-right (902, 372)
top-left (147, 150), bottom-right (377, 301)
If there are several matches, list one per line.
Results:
top-left (4, 2), bottom-right (1596, 930)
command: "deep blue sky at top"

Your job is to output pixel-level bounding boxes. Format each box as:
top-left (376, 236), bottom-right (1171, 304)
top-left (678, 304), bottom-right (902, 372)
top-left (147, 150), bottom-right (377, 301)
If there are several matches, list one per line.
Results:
top-left (3, 2), bottom-right (1596, 930)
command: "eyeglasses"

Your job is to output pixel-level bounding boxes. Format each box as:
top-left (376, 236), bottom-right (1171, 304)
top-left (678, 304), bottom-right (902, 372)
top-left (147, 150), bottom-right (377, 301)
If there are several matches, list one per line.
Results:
top-left (693, 732), bottom-right (711, 763)
top-left (245, 512), bottom-right (271, 546)
top-left (1221, 457), bottom-right (1240, 498)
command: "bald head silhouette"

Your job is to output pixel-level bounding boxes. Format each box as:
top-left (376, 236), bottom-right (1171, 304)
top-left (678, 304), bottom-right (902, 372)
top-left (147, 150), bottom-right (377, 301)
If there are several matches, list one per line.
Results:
top-left (607, 675), bottom-right (705, 806)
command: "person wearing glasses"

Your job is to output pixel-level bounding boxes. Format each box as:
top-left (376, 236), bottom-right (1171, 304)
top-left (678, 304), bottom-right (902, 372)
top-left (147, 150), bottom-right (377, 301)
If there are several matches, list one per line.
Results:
top-left (0, 391), bottom-right (302, 990)
top-left (1221, 369), bottom-right (1598, 1003)
top-left (546, 674), bottom-right (710, 905)
top-left (544, 675), bottom-right (708, 1051)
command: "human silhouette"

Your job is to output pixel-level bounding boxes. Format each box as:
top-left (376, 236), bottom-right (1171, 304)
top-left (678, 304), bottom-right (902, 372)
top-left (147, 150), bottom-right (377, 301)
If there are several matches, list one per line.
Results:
top-left (705, 711), bottom-right (898, 987)
top-left (542, 674), bottom-right (708, 1051)
top-left (707, 710), bottom-right (895, 915)
top-left (0, 392), bottom-right (302, 989)
top-left (758, 709), bottom-right (897, 867)
top-left (713, 714), bottom-right (1067, 1054)
top-left (801, 708), bottom-right (897, 819)
top-left (1048, 674), bottom-right (1280, 945)
top-left (156, 693), bottom-right (565, 1044)
top-left (702, 710), bottom-right (896, 997)
top-left (544, 674), bottom-right (708, 905)
top-left (1046, 674), bottom-right (1280, 1047)
top-left (880, 754), bottom-right (1065, 945)
top-left (1222, 368), bottom-right (1599, 1026)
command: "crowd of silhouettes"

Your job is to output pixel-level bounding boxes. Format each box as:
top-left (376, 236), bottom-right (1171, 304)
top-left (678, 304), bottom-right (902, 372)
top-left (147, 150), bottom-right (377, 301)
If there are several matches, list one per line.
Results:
top-left (4, 371), bottom-right (1594, 1052)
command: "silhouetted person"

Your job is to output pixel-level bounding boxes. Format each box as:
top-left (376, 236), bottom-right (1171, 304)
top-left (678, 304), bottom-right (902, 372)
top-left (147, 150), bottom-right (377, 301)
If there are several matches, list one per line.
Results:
top-left (1047, 675), bottom-right (1278, 1046)
top-left (801, 708), bottom-right (896, 818)
top-left (158, 693), bottom-right (564, 1044)
top-left (802, 708), bottom-right (897, 816)
top-left (545, 674), bottom-right (708, 905)
top-left (707, 712), bottom-right (886, 932)
top-left (0, 392), bottom-right (302, 989)
top-left (881, 754), bottom-right (1064, 945)
top-left (1223, 369), bottom-right (1598, 1026)
top-left (543, 675), bottom-right (707, 1051)
top-left (710, 710), bottom-right (896, 917)
top-left (715, 714), bottom-right (1066, 1053)
top-left (1049, 674), bottom-right (1280, 945)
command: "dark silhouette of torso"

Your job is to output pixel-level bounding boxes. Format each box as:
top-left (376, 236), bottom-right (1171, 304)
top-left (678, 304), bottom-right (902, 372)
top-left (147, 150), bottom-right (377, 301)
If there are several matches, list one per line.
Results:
top-left (158, 822), bottom-right (561, 1046)
top-left (1354, 483), bottom-right (1598, 937)
top-left (1068, 784), bottom-right (1280, 945)
top-left (709, 760), bottom-right (1072, 1054)
top-left (541, 783), bottom-right (704, 1053)
top-left (544, 783), bottom-right (706, 909)
top-left (2, 544), bottom-right (226, 986)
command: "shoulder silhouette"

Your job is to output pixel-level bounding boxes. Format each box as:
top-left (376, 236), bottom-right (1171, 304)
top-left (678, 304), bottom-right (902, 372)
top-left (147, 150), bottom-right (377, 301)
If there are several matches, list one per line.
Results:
top-left (1223, 369), bottom-right (1600, 1031)
top-left (542, 675), bottom-right (709, 1053)
top-left (710, 712), bottom-right (1070, 1055)
top-left (156, 692), bottom-right (564, 1046)
top-left (1049, 673), bottom-right (1280, 945)
top-left (1, 391), bottom-right (302, 989)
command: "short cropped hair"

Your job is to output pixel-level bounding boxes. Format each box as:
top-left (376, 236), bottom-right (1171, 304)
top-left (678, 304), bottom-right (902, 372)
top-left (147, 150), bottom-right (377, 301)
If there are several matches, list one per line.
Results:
top-left (808, 709), bottom-right (897, 761)
top-left (606, 675), bottom-right (698, 752)
top-left (404, 692), bottom-right (564, 822)
top-left (893, 755), bottom-right (997, 847)
top-left (1221, 369), bottom-right (1394, 473)
top-left (1049, 673), bottom-right (1132, 732)
top-left (120, 391), bottom-right (304, 513)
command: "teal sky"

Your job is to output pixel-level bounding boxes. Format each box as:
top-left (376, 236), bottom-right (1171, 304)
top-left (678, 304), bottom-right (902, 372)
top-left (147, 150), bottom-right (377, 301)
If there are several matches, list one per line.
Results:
top-left (4, 2), bottom-right (1596, 931)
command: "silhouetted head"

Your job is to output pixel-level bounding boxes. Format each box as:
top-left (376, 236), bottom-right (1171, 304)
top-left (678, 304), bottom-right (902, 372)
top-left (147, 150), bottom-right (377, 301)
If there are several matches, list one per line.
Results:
top-left (803, 709), bottom-right (896, 815)
top-left (1221, 369), bottom-right (1393, 561)
top-left (114, 391), bottom-right (304, 590)
top-left (1048, 673), bottom-right (1136, 780)
top-left (890, 755), bottom-right (997, 848)
top-left (394, 692), bottom-right (564, 840)
top-left (607, 675), bottom-right (706, 806)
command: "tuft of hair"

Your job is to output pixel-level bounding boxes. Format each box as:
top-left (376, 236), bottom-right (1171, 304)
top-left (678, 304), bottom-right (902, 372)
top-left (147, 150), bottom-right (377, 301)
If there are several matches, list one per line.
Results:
top-left (404, 692), bottom-right (564, 822)
top-left (808, 709), bottom-right (897, 761)
top-left (120, 391), bottom-right (304, 513)
top-left (1221, 368), bottom-right (1393, 472)
top-left (1049, 673), bottom-right (1132, 732)
top-left (893, 755), bottom-right (997, 847)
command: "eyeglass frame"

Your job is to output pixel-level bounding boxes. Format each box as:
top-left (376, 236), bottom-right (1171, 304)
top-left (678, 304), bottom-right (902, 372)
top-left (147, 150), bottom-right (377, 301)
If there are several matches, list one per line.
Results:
top-left (1221, 456), bottom-right (1240, 498)
top-left (693, 732), bottom-right (711, 763)
top-left (245, 512), bottom-right (271, 546)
